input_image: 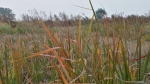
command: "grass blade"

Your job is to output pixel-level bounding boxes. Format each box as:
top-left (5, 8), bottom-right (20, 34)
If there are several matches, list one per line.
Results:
top-left (54, 64), bottom-right (69, 84)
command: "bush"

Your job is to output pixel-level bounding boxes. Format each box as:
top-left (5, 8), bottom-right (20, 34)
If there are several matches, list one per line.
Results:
top-left (0, 23), bottom-right (16, 34)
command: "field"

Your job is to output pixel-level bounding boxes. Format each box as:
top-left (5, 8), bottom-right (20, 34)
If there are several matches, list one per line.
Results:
top-left (0, 3), bottom-right (150, 84)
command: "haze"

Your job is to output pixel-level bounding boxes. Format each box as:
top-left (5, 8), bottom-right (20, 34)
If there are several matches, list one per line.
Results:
top-left (0, 0), bottom-right (150, 19)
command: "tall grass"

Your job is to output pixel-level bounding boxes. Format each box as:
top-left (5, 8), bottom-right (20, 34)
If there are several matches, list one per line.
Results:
top-left (0, 1), bottom-right (150, 84)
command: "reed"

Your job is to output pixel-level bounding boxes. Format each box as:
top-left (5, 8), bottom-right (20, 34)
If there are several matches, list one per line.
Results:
top-left (0, 1), bottom-right (150, 84)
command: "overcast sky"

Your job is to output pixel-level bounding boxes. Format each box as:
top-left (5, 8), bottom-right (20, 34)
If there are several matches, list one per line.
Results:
top-left (0, 0), bottom-right (150, 19)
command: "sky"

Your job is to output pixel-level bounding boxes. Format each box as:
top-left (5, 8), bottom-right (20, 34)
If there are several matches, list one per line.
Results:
top-left (0, 0), bottom-right (150, 20)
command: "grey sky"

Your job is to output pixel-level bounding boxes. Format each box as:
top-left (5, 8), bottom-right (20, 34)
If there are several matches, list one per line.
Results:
top-left (0, 0), bottom-right (150, 19)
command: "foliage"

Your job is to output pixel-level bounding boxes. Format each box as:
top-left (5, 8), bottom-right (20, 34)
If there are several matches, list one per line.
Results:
top-left (0, 23), bottom-right (16, 34)
top-left (95, 8), bottom-right (107, 20)
top-left (0, 7), bottom-right (16, 22)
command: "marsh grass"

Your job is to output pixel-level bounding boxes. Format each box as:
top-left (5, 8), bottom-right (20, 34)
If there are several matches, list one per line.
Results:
top-left (0, 1), bottom-right (150, 84)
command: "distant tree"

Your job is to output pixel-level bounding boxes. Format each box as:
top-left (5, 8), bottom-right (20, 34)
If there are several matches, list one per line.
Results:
top-left (95, 8), bottom-right (107, 20)
top-left (0, 7), bottom-right (16, 21)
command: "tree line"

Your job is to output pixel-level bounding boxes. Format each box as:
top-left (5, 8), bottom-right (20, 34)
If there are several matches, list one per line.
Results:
top-left (0, 7), bottom-right (150, 28)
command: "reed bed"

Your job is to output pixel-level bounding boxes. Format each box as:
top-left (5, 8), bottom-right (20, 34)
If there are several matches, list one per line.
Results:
top-left (0, 1), bottom-right (150, 84)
